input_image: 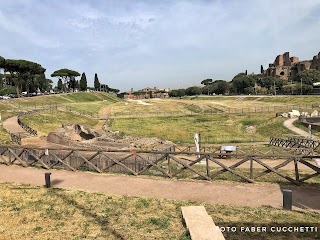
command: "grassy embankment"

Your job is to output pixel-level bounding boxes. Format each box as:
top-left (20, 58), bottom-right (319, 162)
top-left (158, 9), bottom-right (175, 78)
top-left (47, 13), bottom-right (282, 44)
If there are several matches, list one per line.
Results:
top-left (0, 92), bottom-right (119, 142)
top-left (109, 97), bottom-right (304, 143)
top-left (9, 92), bottom-right (119, 115)
top-left (0, 182), bottom-right (318, 240)
top-left (21, 110), bottom-right (99, 137)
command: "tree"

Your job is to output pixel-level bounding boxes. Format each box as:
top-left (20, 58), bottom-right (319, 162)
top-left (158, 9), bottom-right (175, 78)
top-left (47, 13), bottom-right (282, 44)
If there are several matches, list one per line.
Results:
top-left (169, 89), bottom-right (186, 97)
top-left (101, 84), bottom-right (110, 92)
top-left (94, 73), bottom-right (100, 91)
top-left (214, 80), bottom-right (229, 94)
top-left (186, 86), bottom-right (202, 96)
top-left (257, 76), bottom-right (283, 93)
top-left (0, 56), bottom-right (5, 88)
top-left (201, 79), bottom-right (213, 95)
top-left (51, 68), bottom-right (80, 92)
top-left (0, 56), bottom-right (5, 83)
top-left (109, 88), bottom-right (120, 94)
top-left (4, 59), bottom-right (45, 97)
top-left (295, 69), bottom-right (320, 86)
top-left (283, 83), bottom-right (313, 95)
top-left (57, 79), bottom-right (63, 91)
top-left (231, 73), bottom-right (257, 94)
top-left (79, 72), bottom-right (87, 91)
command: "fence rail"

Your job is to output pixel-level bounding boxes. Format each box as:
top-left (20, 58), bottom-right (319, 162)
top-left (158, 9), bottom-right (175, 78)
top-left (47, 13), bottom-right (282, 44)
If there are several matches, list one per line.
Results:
top-left (270, 136), bottom-right (320, 152)
top-left (0, 146), bottom-right (319, 185)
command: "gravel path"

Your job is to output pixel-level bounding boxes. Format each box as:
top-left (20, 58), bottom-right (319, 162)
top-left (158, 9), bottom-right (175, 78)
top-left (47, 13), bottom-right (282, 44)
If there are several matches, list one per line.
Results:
top-left (0, 165), bottom-right (319, 210)
top-left (283, 117), bottom-right (318, 139)
top-left (2, 116), bottom-right (29, 138)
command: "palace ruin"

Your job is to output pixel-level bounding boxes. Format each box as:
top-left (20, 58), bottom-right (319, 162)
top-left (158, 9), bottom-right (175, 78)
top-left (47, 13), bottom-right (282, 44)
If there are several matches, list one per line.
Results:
top-left (261, 52), bottom-right (320, 80)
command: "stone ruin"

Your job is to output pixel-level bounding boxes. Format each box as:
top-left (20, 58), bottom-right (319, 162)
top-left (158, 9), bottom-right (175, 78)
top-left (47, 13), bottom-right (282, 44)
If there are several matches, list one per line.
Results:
top-left (261, 51), bottom-right (320, 81)
top-left (278, 110), bottom-right (319, 118)
top-left (47, 123), bottom-right (175, 151)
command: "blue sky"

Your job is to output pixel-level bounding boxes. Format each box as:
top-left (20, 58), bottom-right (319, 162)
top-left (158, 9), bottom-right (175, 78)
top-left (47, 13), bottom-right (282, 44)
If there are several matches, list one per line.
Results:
top-left (0, 0), bottom-right (319, 91)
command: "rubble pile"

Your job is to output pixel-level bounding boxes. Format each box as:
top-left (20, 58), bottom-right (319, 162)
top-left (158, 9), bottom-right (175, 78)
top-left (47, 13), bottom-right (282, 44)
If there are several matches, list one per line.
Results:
top-left (47, 123), bottom-right (175, 151)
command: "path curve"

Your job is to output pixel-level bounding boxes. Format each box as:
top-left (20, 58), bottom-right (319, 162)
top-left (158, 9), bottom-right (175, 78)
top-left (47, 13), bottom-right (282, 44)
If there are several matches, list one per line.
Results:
top-left (0, 165), bottom-right (319, 210)
top-left (283, 117), bottom-right (318, 139)
top-left (2, 116), bottom-right (30, 138)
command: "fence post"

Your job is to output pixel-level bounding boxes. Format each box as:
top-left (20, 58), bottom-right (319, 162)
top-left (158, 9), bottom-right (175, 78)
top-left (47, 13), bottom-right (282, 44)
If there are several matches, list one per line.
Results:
top-left (250, 157), bottom-right (253, 180)
top-left (294, 158), bottom-right (300, 181)
top-left (167, 154), bottom-right (171, 175)
top-left (206, 155), bottom-right (210, 178)
top-left (282, 189), bottom-right (292, 210)
top-left (45, 172), bottom-right (51, 188)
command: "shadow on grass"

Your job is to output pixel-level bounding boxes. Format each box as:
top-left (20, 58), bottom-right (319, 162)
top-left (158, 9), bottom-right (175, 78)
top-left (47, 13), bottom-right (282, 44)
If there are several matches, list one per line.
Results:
top-left (51, 189), bottom-right (125, 239)
top-left (279, 184), bottom-right (320, 210)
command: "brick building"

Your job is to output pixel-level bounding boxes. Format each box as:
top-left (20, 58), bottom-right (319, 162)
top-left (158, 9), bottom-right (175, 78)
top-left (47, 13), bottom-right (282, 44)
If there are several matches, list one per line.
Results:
top-left (124, 87), bottom-right (169, 99)
top-left (261, 52), bottom-right (320, 80)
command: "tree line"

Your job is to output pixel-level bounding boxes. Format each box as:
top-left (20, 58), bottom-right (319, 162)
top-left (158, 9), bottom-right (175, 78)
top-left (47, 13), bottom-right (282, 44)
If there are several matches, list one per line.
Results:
top-left (168, 69), bottom-right (320, 97)
top-left (0, 56), bottom-right (119, 97)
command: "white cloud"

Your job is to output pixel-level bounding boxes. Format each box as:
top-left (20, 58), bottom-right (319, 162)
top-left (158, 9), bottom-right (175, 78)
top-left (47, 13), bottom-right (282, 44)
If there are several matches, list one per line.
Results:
top-left (0, 0), bottom-right (319, 91)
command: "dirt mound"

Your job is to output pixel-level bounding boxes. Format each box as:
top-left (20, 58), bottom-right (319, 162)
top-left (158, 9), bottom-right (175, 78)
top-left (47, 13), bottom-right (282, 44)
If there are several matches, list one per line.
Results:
top-left (47, 123), bottom-right (175, 151)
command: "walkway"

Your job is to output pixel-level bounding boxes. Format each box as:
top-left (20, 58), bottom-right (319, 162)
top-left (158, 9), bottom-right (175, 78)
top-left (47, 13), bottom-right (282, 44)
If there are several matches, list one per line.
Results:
top-left (2, 116), bottom-right (30, 138)
top-left (283, 117), bottom-right (318, 139)
top-left (0, 165), bottom-right (319, 210)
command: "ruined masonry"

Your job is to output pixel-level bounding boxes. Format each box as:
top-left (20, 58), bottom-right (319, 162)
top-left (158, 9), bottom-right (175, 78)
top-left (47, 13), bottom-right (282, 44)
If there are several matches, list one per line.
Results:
top-left (261, 52), bottom-right (320, 80)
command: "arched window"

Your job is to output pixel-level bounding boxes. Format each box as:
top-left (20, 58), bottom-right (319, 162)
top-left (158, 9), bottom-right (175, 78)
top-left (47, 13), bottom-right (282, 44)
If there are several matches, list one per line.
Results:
top-left (280, 71), bottom-right (285, 76)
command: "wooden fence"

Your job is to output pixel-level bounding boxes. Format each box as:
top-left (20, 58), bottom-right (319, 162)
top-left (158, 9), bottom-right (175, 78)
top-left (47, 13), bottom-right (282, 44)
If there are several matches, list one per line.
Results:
top-left (270, 135), bottom-right (320, 151)
top-left (0, 146), bottom-right (319, 185)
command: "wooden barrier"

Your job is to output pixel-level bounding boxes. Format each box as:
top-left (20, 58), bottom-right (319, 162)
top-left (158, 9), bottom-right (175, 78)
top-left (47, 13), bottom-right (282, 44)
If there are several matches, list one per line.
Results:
top-left (0, 146), bottom-right (319, 185)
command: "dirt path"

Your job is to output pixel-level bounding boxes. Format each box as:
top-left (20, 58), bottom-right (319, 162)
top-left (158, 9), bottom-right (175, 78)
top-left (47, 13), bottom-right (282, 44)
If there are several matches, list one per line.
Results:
top-left (0, 165), bottom-right (319, 210)
top-left (2, 115), bottom-right (74, 148)
top-left (283, 117), bottom-right (318, 139)
top-left (127, 99), bottom-right (153, 105)
top-left (2, 116), bottom-right (30, 138)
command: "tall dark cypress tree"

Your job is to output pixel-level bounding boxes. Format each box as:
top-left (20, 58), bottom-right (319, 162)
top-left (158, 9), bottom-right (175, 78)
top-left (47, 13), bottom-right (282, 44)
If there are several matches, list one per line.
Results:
top-left (94, 73), bottom-right (100, 91)
top-left (80, 72), bottom-right (87, 91)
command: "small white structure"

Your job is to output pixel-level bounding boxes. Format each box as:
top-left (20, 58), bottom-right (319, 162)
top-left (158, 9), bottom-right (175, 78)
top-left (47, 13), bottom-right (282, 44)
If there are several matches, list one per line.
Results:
top-left (194, 133), bottom-right (200, 159)
top-left (311, 110), bottom-right (319, 117)
top-left (288, 110), bottom-right (300, 118)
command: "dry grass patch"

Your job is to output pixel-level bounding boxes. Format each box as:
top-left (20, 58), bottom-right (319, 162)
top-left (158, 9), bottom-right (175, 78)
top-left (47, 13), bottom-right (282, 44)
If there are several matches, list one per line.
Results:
top-left (0, 182), bottom-right (319, 240)
top-left (21, 110), bottom-right (98, 137)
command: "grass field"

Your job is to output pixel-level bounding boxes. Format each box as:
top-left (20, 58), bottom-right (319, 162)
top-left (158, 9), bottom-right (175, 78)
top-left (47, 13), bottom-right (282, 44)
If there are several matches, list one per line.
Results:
top-left (21, 110), bottom-right (98, 137)
top-left (107, 96), bottom-right (320, 143)
top-left (0, 182), bottom-right (318, 240)
top-left (3, 92), bottom-right (119, 116)
top-left (142, 164), bottom-right (320, 185)
top-left (181, 95), bottom-right (320, 106)
top-left (109, 113), bottom-right (293, 144)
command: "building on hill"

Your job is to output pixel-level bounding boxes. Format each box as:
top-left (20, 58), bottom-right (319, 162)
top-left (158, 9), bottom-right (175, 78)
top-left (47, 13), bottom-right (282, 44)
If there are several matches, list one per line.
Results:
top-left (261, 52), bottom-right (320, 81)
top-left (124, 87), bottom-right (170, 99)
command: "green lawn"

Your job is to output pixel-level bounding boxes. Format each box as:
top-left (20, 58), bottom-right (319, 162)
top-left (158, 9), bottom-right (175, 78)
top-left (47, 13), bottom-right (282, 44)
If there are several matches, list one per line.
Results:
top-left (9, 92), bottom-right (119, 109)
top-left (0, 182), bottom-right (318, 240)
top-left (21, 110), bottom-right (98, 137)
top-left (109, 113), bottom-right (293, 144)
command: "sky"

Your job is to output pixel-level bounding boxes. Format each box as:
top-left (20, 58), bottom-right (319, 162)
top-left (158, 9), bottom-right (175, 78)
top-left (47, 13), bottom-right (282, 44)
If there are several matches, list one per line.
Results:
top-left (0, 0), bottom-right (319, 92)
